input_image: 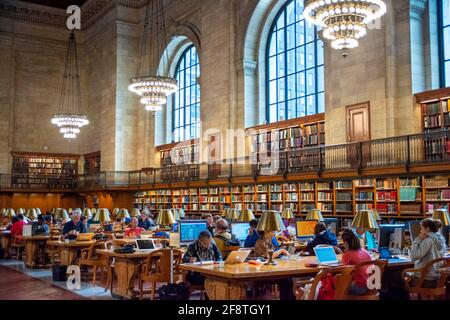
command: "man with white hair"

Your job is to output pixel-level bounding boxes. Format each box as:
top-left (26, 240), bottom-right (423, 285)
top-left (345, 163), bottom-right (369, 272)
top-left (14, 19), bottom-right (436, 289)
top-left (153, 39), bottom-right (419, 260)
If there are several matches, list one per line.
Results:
top-left (62, 208), bottom-right (87, 240)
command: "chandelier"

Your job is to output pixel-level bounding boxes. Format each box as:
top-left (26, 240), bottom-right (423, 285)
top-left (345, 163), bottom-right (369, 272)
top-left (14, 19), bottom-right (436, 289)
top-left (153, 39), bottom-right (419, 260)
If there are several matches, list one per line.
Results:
top-left (129, 0), bottom-right (178, 112)
top-left (304, 0), bottom-right (387, 55)
top-left (51, 31), bottom-right (89, 139)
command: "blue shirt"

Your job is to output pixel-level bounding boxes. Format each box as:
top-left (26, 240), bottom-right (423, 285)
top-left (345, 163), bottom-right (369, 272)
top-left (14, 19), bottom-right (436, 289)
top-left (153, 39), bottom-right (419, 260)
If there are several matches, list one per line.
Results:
top-left (244, 231), bottom-right (279, 250)
top-left (62, 220), bottom-right (87, 240)
top-left (138, 218), bottom-right (155, 230)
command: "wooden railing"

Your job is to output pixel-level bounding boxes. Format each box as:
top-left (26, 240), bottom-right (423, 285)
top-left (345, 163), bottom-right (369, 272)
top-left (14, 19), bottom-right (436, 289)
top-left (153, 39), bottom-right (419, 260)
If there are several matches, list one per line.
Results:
top-left (1, 129), bottom-right (449, 191)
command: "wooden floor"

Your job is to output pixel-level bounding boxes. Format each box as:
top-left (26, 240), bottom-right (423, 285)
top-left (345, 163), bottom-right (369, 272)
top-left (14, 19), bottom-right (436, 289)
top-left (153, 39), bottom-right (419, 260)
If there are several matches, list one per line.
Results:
top-left (0, 266), bottom-right (87, 300)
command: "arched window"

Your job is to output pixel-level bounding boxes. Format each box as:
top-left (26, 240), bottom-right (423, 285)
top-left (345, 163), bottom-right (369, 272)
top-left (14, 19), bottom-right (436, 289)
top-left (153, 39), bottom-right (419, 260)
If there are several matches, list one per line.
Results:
top-left (266, 0), bottom-right (324, 123)
top-left (440, 0), bottom-right (450, 87)
top-left (173, 45), bottom-right (200, 142)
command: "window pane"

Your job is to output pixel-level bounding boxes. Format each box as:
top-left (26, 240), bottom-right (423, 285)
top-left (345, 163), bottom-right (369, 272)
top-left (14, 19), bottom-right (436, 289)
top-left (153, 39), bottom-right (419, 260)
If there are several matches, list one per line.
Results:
top-left (266, 0), bottom-right (324, 124)
top-left (444, 27), bottom-right (450, 60)
top-left (173, 45), bottom-right (201, 142)
top-left (306, 95), bottom-right (316, 115)
top-left (444, 0), bottom-right (450, 26)
top-left (297, 97), bottom-right (306, 118)
top-left (317, 65), bottom-right (324, 92)
top-left (318, 92), bottom-right (325, 113)
top-left (445, 61), bottom-right (450, 87)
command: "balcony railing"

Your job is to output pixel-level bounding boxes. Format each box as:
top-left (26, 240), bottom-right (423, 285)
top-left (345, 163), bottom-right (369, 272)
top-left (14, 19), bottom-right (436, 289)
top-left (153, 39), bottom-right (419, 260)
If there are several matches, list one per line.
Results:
top-left (1, 130), bottom-right (449, 191)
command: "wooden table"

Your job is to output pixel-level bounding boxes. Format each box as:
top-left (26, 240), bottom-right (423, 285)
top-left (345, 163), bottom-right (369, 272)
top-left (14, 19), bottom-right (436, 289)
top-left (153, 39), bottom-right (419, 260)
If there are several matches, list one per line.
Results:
top-left (22, 235), bottom-right (50, 268)
top-left (97, 249), bottom-right (155, 299)
top-left (179, 255), bottom-right (414, 300)
top-left (46, 240), bottom-right (96, 266)
top-left (0, 230), bottom-right (11, 258)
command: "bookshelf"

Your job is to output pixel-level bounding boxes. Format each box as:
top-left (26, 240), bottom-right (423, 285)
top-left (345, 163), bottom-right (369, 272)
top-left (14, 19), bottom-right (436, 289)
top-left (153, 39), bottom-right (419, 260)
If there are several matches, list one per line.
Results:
top-left (131, 174), bottom-right (449, 219)
top-left (83, 151), bottom-right (100, 175)
top-left (11, 152), bottom-right (79, 189)
top-left (248, 114), bottom-right (325, 174)
top-left (156, 140), bottom-right (200, 182)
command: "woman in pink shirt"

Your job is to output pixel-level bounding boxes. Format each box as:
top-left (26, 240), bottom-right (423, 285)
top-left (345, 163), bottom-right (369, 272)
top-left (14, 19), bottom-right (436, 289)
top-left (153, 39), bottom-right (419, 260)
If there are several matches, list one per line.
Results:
top-left (124, 217), bottom-right (144, 238)
top-left (341, 227), bottom-right (373, 295)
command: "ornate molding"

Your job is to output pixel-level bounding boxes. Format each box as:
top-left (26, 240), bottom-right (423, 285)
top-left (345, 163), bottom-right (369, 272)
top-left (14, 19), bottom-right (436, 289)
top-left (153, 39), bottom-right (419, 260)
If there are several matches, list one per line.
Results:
top-left (243, 60), bottom-right (258, 77)
top-left (410, 0), bottom-right (427, 20)
top-left (0, 0), bottom-right (67, 27)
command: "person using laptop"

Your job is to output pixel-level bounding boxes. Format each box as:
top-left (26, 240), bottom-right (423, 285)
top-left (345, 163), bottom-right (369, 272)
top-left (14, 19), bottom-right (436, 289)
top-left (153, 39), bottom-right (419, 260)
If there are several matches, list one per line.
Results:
top-left (125, 217), bottom-right (145, 238)
top-left (244, 219), bottom-right (279, 248)
top-left (182, 230), bottom-right (222, 287)
top-left (62, 209), bottom-right (86, 241)
top-left (32, 214), bottom-right (49, 236)
top-left (409, 218), bottom-right (447, 288)
top-left (305, 222), bottom-right (338, 255)
top-left (341, 227), bottom-right (373, 296)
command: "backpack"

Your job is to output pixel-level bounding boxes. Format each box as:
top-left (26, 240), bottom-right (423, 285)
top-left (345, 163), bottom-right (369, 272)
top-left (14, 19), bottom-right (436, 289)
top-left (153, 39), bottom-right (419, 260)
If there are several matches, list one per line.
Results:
top-left (317, 273), bottom-right (336, 300)
top-left (158, 283), bottom-right (190, 300)
top-left (215, 234), bottom-right (241, 247)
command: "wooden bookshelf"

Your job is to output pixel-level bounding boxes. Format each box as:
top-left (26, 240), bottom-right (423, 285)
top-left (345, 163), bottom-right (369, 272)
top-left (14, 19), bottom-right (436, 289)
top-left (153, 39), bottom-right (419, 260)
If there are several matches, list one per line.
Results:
top-left (247, 114), bottom-right (325, 174)
top-left (84, 151), bottom-right (100, 175)
top-left (131, 174), bottom-right (449, 219)
top-left (11, 152), bottom-right (79, 189)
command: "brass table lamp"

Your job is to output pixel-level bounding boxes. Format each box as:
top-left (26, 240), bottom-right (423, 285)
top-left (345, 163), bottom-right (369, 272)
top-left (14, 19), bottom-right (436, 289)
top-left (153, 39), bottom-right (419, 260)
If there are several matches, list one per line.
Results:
top-left (306, 209), bottom-right (324, 222)
top-left (238, 209), bottom-right (255, 222)
top-left (156, 209), bottom-right (176, 227)
top-left (26, 208), bottom-right (38, 221)
top-left (95, 209), bottom-right (111, 224)
top-left (131, 208), bottom-right (140, 218)
top-left (432, 209), bottom-right (450, 227)
top-left (54, 208), bottom-right (70, 223)
top-left (116, 209), bottom-right (130, 221)
top-left (17, 208), bottom-right (25, 215)
top-left (352, 210), bottom-right (379, 230)
top-left (281, 208), bottom-right (295, 220)
top-left (371, 210), bottom-right (382, 222)
top-left (226, 209), bottom-right (240, 222)
top-left (257, 210), bottom-right (286, 266)
top-left (36, 208), bottom-right (42, 216)
top-left (4, 208), bottom-right (16, 221)
top-left (82, 208), bottom-right (93, 219)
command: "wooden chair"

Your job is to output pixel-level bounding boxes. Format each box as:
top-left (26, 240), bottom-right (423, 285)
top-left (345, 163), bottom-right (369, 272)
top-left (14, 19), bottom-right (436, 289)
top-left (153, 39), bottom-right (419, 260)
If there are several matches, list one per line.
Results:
top-left (103, 241), bottom-right (116, 293)
top-left (78, 242), bottom-right (109, 285)
top-left (138, 249), bottom-right (183, 300)
top-left (183, 269), bottom-right (206, 300)
top-left (403, 257), bottom-right (450, 300)
top-left (345, 259), bottom-right (388, 300)
top-left (10, 235), bottom-right (25, 260)
top-left (293, 266), bottom-right (354, 300)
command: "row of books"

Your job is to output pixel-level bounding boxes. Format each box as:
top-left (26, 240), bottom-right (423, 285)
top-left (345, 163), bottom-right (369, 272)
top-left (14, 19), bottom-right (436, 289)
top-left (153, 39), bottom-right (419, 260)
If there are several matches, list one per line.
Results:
top-left (425, 190), bottom-right (450, 201)
top-left (377, 191), bottom-right (397, 201)
top-left (335, 181), bottom-right (353, 189)
top-left (336, 203), bottom-right (352, 212)
top-left (376, 203), bottom-right (398, 214)
top-left (336, 192), bottom-right (352, 201)
top-left (425, 177), bottom-right (449, 188)
top-left (356, 192), bottom-right (374, 201)
top-left (423, 115), bottom-right (442, 129)
top-left (399, 187), bottom-right (419, 201)
top-left (318, 192), bottom-right (333, 201)
top-left (376, 179), bottom-right (396, 189)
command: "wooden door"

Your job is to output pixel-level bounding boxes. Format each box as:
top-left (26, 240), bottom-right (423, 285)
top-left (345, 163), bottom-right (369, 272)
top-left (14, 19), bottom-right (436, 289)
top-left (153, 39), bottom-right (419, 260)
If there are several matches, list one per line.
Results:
top-left (346, 102), bottom-right (371, 167)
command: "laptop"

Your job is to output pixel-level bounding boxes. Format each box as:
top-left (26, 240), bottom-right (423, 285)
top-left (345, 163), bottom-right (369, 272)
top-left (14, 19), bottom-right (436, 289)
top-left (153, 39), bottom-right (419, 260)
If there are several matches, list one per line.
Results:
top-left (77, 233), bottom-right (94, 241)
top-left (225, 250), bottom-right (251, 264)
top-left (313, 246), bottom-right (340, 266)
top-left (378, 247), bottom-right (409, 263)
top-left (136, 239), bottom-right (156, 252)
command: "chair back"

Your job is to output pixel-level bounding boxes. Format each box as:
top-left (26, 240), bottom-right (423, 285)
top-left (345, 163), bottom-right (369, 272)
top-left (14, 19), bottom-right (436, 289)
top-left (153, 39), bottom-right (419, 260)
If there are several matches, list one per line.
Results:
top-left (294, 265), bottom-right (354, 300)
top-left (347, 259), bottom-right (388, 300)
top-left (141, 249), bottom-right (183, 283)
top-left (405, 257), bottom-right (450, 292)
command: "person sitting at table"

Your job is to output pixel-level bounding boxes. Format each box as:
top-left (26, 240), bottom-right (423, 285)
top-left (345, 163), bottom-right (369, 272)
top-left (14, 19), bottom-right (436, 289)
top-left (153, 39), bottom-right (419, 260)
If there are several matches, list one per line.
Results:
top-left (409, 218), bottom-right (447, 288)
top-left (341, 227), bottom-right (373, 296)
top-left (305, 222), bottom-right (338, 255)
top-left (244, 219), bottom-right (279, 249)
top-left (32, 214), bottom-right (49, 235)
top-left (253, 230), bottom-right (293, 299)
top-left (213, 215), bottom-right (222, 225)
top-left (205, 214), bottom-right (215, 235)
top-left (213, 219), bottom-right (233, 258)
top-left (182, 230), bottom-right (222, 287)
top-left (10, 215), bottom-right (26, 238)
top-left (124, 217), bottom-right (145, 238)
top-left (62, 210), bottom-right (87, 241)
top-left (138, 212), bottom-right (155, 230)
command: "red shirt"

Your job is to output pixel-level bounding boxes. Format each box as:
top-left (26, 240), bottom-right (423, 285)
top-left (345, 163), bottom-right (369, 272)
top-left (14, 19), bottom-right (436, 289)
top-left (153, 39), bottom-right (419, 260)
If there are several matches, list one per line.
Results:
top-left (342, 249), bottom-right (372, 288)
top-left (10, 220), bottom-right (25, 238)
top-left (125, 227), bottom-right (144, 238)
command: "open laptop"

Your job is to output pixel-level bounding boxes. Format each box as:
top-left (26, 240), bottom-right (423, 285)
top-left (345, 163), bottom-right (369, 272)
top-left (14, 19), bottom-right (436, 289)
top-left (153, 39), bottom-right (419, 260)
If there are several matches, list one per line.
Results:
top-left (379, 247), bottom-right (409, 263)
top-left (135, 239), bottom-right (156, 252)
top-left (225, 250), bottom-right (251, 264)
top-left (313, 246), bottom-right (340, 266)
top-left (77, 233), bottom-right (94, 241)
